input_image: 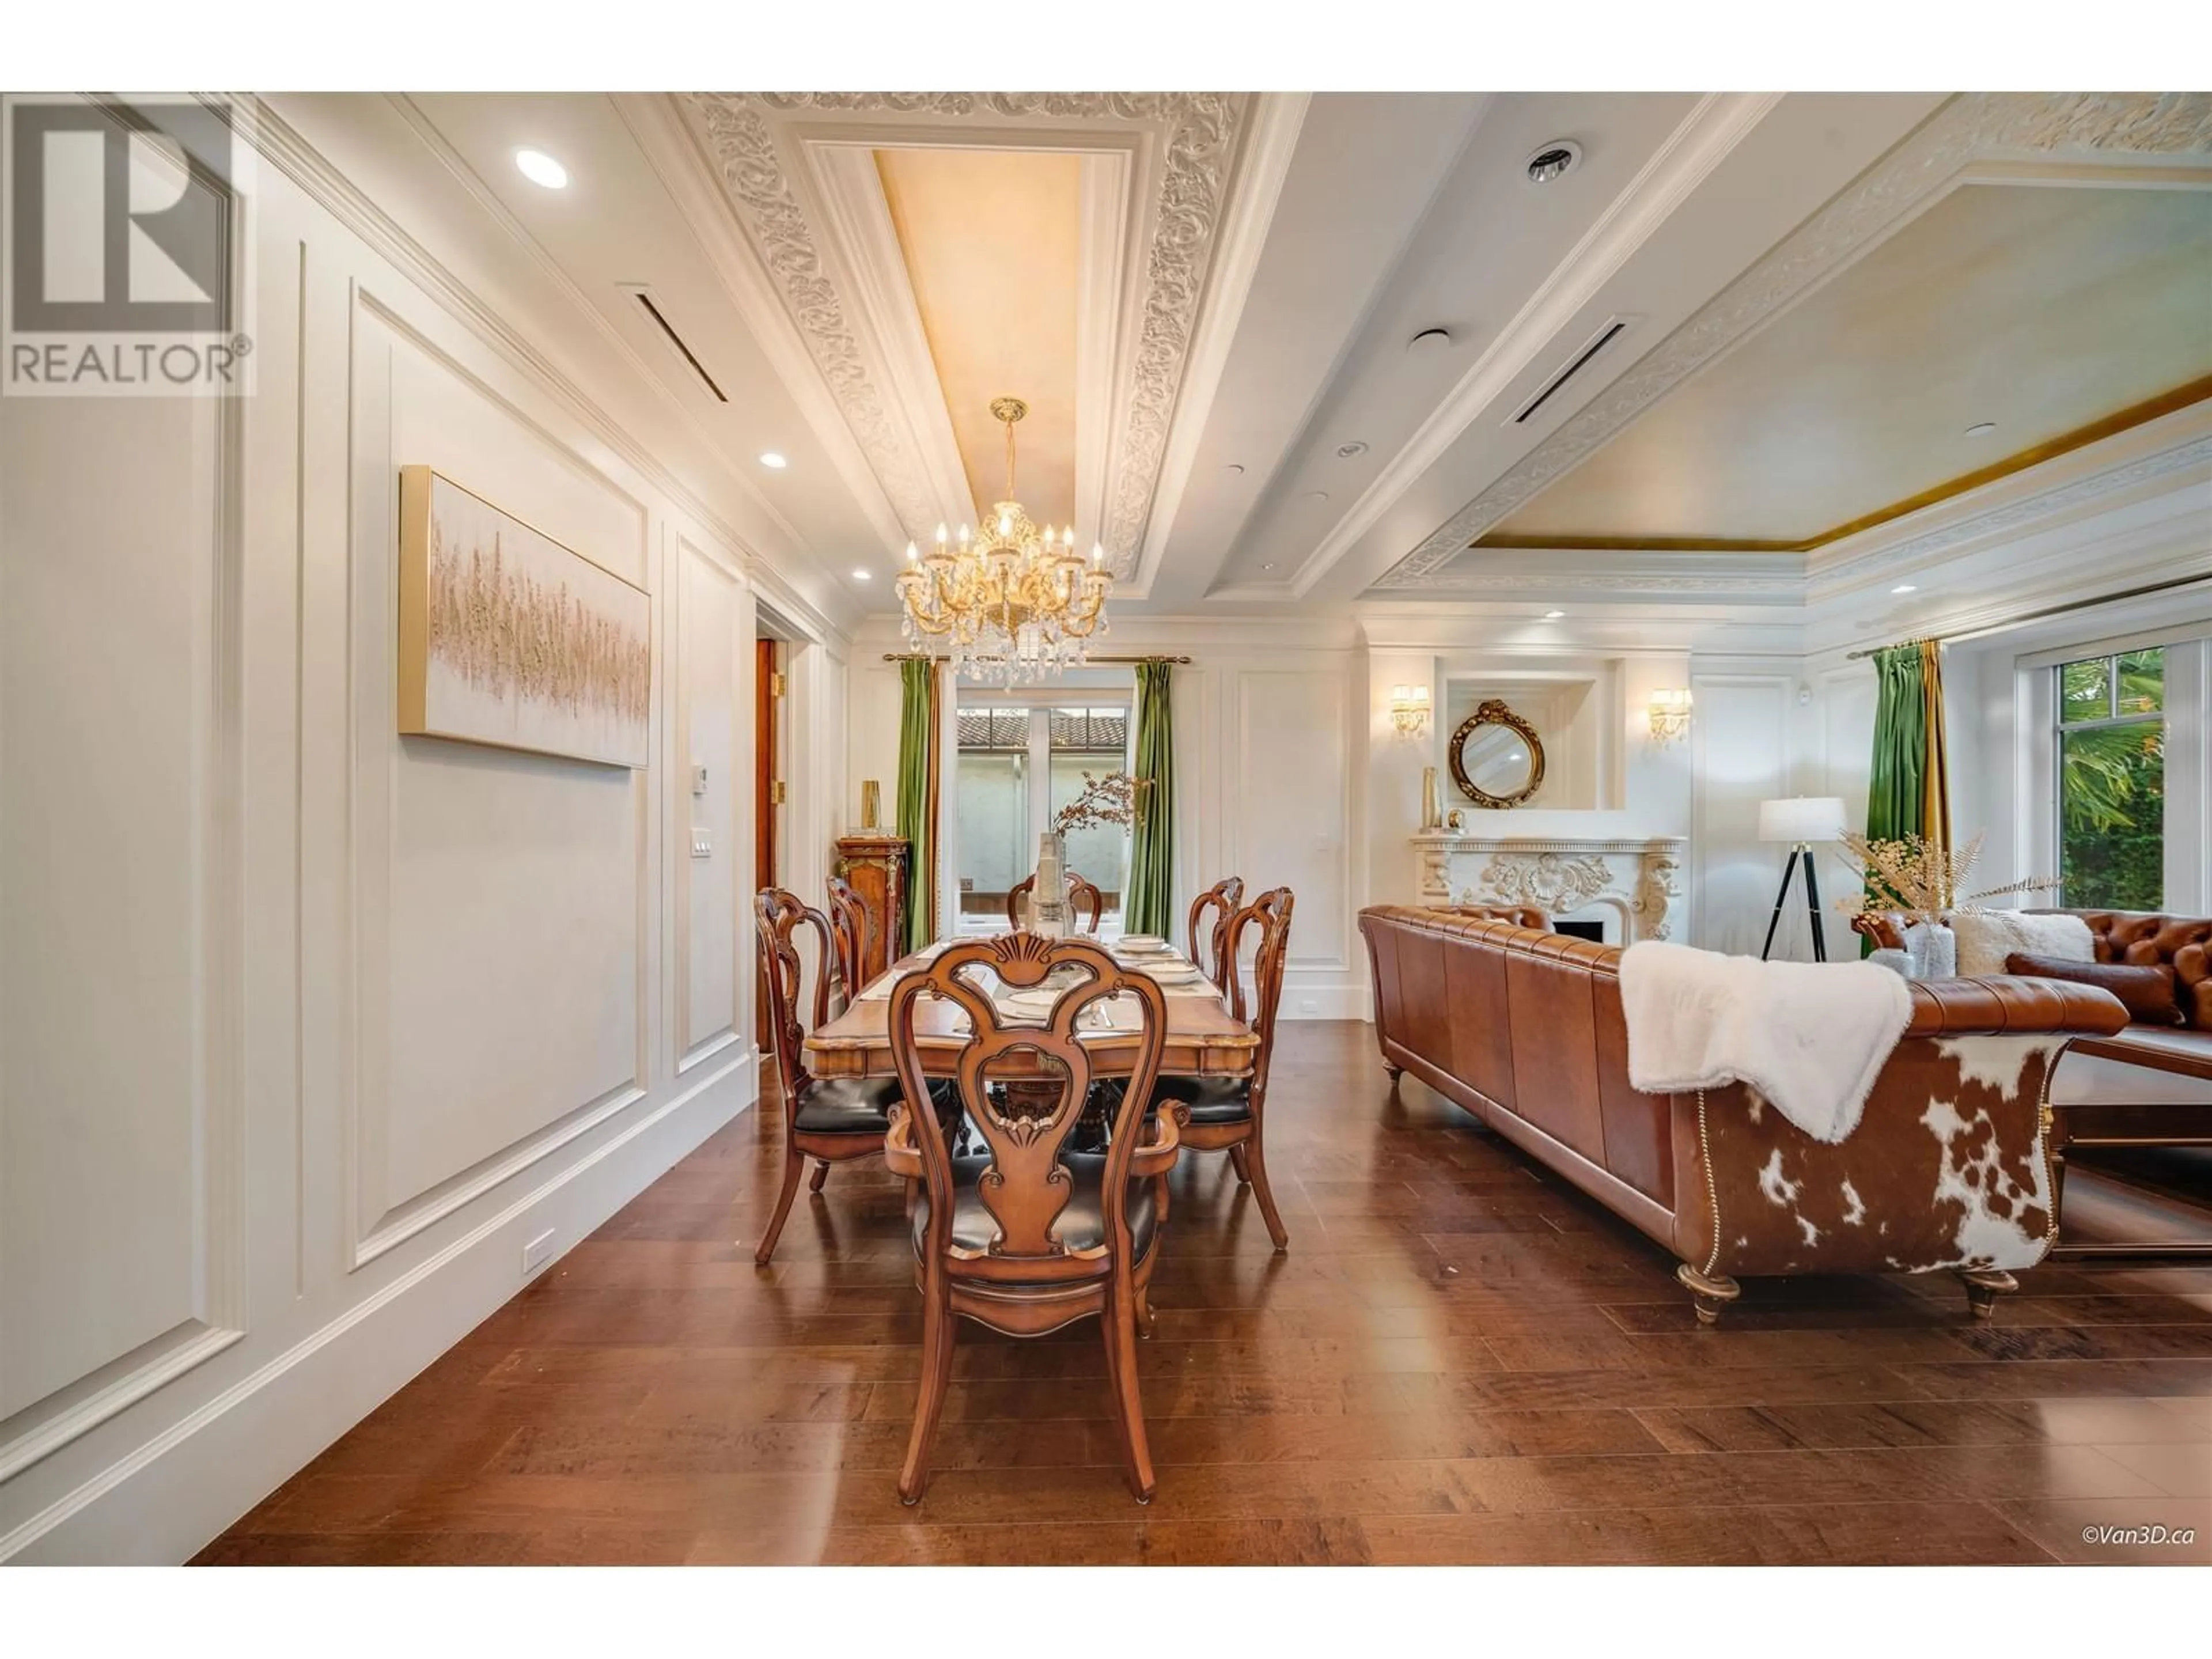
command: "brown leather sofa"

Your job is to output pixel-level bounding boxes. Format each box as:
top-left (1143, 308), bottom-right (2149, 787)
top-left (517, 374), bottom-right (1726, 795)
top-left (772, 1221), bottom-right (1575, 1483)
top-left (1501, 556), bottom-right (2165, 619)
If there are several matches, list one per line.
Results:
top-left (1857, 908), bottom-right (2212, 1255)
top-left (1360, 905), bottom-right (2130, 1321)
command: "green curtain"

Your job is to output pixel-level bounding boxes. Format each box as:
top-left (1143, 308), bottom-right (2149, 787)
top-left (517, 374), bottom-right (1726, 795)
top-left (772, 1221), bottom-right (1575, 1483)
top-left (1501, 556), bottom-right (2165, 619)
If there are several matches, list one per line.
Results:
top-left (895, 658), bottom-right (938, 955)
top-left (1126, 658), bottom-right (1176, 938)
top-left (1866, 644), bottom-right (1929, 849)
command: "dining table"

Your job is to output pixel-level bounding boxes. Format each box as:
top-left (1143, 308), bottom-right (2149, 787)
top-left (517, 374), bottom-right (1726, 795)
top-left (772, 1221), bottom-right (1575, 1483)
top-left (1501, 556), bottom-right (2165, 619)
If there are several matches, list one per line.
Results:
top-left (804, 933), bottom-right (1259, 1084)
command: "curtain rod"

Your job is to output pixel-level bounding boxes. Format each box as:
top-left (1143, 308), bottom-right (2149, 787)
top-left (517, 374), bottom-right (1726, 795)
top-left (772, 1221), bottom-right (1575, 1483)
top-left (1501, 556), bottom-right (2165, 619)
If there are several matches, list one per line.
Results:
top-left (879, 653), bottom-right (1192, 665)
top-left (1845, 573), bottom-right (2212, 660)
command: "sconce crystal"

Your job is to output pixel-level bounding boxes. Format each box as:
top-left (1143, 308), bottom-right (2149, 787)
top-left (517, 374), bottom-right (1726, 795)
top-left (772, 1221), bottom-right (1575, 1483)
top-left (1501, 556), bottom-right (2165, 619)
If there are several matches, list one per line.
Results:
top-left (1648, 687), bottom-right (1693, 744)
top-left (1389, 684), bottom-right (1431, 738)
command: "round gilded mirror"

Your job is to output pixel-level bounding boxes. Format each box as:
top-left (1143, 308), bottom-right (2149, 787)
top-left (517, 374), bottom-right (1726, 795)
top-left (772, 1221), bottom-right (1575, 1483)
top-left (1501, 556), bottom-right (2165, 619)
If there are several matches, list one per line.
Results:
top-left (1448, 699), bottom-right (1546, 809)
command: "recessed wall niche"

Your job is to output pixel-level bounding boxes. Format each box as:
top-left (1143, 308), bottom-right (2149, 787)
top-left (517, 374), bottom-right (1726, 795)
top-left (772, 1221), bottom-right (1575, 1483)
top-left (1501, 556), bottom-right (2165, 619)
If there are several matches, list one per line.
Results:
top-left (1439, 665), bottom-right (1619, 810)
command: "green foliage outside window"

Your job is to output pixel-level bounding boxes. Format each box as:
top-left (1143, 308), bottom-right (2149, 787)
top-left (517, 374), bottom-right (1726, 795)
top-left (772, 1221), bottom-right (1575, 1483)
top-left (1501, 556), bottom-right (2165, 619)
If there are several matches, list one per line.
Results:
top-left (2059, 647), bottom-right (2164, 911)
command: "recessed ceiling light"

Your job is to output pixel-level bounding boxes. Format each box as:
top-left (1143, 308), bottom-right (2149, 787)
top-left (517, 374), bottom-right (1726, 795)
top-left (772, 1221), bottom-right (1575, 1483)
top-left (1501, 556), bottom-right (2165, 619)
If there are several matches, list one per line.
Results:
top-left (514, 149), bottom-right (569, 190)
top-left (1891, 583), bottom-right (1918, 594)
top-left (1543, 609), bottom-right (1566, 619)
top-left (1301, 490), bottom-right (1330, 504)
top-left (1964, 422), bottom-right (1997, 437)
top-left (1224, 463), bottom-right (1246, 476)
top-left (1407, 327), bottom-right (1453, 354)
top-left (851, 568), bottom-right (873, 582)
top-left (1261, 562), bottom-right (1278, 572)
top-left (757, 452), bottom-right (787, 469)
top-left (1524, 141), bottom-right (1582, 185)
top-left (1335, 441), bottom-right (1369, 459)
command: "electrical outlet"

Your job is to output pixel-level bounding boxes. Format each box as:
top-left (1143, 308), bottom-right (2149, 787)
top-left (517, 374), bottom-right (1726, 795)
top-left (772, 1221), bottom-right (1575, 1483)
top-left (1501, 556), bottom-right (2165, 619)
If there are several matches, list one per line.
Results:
top-left (1300, 998), bottom-right (1317, 1015)
top-left (691, 764), bottom-right (709, 796)
top-left (522, 1228), bottom-right (558, 1278)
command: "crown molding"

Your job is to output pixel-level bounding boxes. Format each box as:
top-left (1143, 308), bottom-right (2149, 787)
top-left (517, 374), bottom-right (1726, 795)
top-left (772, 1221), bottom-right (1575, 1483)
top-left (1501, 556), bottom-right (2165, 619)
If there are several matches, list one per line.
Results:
top-left (1291, 91), bottom-right (1784, 599)
top-left (1127, 92), bottom-right (1310, 601)
top-left (676, 93), bottom-right (1253, 574)
top-left (1379, 91), bottom-right (2212, 590)
top-left (245, 94), bottom-right (853, 645)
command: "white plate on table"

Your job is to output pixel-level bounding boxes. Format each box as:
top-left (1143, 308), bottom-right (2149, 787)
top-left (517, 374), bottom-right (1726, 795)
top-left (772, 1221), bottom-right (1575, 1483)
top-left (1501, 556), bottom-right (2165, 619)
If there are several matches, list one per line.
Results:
top-left (1116, 934), bottom-right (1169, 952)
top-left (1139, 963), bottom-right (1205, 987)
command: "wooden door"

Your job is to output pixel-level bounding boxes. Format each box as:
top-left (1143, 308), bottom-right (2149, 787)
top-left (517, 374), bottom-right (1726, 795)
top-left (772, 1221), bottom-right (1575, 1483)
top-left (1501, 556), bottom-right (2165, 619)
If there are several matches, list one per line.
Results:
top-left (754, 638), bottom-right (779, 1046)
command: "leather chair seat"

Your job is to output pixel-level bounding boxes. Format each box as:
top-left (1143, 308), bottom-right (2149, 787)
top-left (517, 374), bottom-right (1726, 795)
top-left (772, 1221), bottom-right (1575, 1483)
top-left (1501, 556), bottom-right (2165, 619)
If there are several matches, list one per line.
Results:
top-left (793, 1076), bottom-right (904, 1135)
top-left (911, 1153), bottom-right (1158, 1269)
top-left (1149, 1074), bottom-right (1253, 1127)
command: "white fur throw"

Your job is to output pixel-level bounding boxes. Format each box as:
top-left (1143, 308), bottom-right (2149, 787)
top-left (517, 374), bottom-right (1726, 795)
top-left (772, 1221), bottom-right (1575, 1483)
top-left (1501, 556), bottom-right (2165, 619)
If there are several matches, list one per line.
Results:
top-left (1949, 910), bottom-right (2094, 977)
top-left (1618, 941), bottom-right (1914, 1144)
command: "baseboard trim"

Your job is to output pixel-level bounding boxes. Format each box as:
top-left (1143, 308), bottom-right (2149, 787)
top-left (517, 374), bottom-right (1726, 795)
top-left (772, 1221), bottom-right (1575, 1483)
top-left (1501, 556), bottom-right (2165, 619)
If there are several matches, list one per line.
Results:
top-left (0, 1052), bottom-right (756, 1565)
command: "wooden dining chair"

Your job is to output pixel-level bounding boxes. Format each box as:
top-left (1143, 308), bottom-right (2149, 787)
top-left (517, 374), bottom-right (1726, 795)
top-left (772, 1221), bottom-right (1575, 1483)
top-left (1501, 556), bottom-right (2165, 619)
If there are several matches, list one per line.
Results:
top-left (753, 887), bottom-right (908, 1265)
top-left (1149, 887), bottom-right (1294, 1251)
top-left (1005, 870), bottom-right (1105, 933)
top-left (1186, 876), bottom-right (1245, 988)
top-left (825, 874), bottom-right (871, 1013)
top-left (881, 934), bottom-right (1180, 1505)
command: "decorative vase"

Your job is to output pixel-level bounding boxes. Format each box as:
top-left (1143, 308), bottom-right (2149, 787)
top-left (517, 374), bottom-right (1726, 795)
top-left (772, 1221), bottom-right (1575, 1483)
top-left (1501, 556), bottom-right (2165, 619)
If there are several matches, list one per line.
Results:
top-left (1029, 831), bottom-right (1071, 937)
top-left (1868, 947), bottom-right (1912, 979)
top-left (1421, 766), bottom-right (1441, 831)
top-left (1903, 921), bottom-right (1957, 980)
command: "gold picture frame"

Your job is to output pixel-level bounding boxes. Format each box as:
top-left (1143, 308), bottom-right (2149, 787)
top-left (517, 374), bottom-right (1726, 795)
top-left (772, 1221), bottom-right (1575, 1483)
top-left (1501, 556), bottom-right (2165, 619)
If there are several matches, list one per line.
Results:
top-left (1448, 698), bottom-right (1546, 809)
top-left (397, 467), bottom-right (652, 768)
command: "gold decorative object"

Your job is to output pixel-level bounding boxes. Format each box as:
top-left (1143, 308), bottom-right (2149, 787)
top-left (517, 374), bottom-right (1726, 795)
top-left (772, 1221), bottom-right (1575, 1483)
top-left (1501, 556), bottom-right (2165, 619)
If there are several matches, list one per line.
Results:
top-left (1834, 829), bottom-right (2058, 924)
top-left (1420, 765), bottom-right (1441, 830)
top-left (894, 396), bottom-right (1112, 686)
top-left (1388, 684), bottom-right (1431, 737)
top-left (1647, 687), bottom-right (1694, 744)
top-left (860, 778), bottom-right (881, 830)
top-left (1449, 699), bottom-right (1546, 809)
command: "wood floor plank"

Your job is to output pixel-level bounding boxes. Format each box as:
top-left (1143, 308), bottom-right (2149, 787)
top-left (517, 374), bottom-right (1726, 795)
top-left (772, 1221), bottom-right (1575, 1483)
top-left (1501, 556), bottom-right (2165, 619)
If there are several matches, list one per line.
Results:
top-left (195, 1021), bottom-right (2212, 1566)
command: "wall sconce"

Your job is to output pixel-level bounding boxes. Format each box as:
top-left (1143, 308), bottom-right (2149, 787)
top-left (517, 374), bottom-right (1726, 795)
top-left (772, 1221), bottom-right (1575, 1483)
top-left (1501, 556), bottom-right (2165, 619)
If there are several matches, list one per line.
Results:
top-left (1647, 687), bottom-right (1693, 744)
top-left (1389, 684), bottom-right (1431, 738)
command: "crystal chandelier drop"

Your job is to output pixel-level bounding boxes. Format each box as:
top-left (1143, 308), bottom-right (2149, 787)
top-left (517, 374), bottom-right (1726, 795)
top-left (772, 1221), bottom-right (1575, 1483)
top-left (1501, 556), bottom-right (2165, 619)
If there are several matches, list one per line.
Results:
top-left (895, 396), bottom-right (1113, 686)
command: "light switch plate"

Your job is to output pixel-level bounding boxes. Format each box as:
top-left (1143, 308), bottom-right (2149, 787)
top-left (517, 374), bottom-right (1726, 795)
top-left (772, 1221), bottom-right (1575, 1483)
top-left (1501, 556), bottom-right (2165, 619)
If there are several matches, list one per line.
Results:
top-left (691, 828), bottom-right (712, 858)
top-left (691, 765), bottom-right (709, 796)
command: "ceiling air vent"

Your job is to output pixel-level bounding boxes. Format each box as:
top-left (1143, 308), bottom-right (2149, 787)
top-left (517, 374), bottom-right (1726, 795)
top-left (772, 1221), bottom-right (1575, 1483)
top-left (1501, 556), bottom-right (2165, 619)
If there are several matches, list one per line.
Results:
top-left (622, 285), bottom-right (729, 403)
top-left (1509, 316), bottom-right (1631, 426)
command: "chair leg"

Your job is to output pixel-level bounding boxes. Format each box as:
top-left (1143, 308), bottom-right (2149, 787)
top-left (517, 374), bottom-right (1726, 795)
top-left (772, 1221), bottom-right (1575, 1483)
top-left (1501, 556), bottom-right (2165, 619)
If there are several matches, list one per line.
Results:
top-left (1241, 1135), bottom-right (1289, 1251)
top-left (1227, 1143), bottom-right (1251, 1185)
top-left (1135, 1283), bottom-right (1156, 1338)
top-left (754, 1145), bottom-right (806, 1267)
top-left (809, 1158), bottom-right (831, 1194)
top-left (898, 1287), bottom-right (959, 1505)
top-left (1104, 1290), bottom-right (1157, 1503)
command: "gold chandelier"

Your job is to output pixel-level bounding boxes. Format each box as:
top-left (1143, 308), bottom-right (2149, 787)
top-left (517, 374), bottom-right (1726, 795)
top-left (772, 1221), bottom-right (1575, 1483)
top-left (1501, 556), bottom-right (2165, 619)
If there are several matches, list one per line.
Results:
top-left (895, 396), bottom-right (1113, 685)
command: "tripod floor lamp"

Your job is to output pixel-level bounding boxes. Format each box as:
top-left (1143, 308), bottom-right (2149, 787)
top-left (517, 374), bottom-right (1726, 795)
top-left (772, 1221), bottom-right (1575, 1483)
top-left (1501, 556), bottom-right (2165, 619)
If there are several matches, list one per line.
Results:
top-left (1758, 796), bottom-right (1847, 961)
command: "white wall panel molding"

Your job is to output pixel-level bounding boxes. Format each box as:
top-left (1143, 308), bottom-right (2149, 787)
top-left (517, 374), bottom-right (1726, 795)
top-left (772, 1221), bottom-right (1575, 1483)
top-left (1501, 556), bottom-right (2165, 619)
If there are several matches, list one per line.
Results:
top-left (1687, 672), bottom-right (1796, 958)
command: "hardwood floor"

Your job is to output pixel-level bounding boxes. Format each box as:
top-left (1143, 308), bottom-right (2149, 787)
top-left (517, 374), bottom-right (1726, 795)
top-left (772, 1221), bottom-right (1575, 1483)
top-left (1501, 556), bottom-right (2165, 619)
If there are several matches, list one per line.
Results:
top-left (198, 1022), bottom-right (2212, 1566)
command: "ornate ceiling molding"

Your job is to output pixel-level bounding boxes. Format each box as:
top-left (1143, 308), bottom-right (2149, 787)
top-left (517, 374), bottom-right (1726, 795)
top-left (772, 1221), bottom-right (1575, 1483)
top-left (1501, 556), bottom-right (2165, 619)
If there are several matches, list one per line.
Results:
top-left (1379, 92), bottom-right (2212, 592)
top-left (678, 92), bottom-right (1251, 574)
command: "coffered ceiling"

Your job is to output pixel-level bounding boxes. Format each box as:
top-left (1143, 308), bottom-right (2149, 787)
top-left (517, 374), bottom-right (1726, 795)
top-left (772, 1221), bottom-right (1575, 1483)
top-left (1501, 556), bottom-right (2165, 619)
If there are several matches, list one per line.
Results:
top-left (350, 90), bottom-right (2212, 622)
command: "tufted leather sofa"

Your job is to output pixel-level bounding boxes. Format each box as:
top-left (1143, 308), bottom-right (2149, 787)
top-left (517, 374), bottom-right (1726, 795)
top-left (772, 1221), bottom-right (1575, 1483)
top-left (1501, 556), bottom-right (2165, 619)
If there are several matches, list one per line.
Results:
top-left (1360, 905), bottom-right (2130, 1320)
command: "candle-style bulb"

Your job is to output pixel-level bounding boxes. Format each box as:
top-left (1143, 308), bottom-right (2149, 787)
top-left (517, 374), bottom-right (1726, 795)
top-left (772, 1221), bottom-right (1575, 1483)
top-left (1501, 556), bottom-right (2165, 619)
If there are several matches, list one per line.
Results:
top-left (1091, 542), bottom-right (1104, 567)
top-left (958, 523), bottom-right (970, 544)
top-left (905, 540), bottom-right (918, 562)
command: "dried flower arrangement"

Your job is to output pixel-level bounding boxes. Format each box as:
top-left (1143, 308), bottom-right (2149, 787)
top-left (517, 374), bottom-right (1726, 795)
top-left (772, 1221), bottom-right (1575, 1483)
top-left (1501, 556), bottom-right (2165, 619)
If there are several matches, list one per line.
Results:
top-left (1835, 830), bottom-right (2058, 923)
top-left (1051, 770), bottom-right (1138, 835)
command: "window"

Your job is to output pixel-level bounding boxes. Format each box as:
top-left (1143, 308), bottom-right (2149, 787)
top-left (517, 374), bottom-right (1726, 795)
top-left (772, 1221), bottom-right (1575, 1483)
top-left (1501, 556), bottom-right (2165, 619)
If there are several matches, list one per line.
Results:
top-left (952, 702), bottom-right (1132, 930)
top-left (2056, 646), bottom-right (2164, 911)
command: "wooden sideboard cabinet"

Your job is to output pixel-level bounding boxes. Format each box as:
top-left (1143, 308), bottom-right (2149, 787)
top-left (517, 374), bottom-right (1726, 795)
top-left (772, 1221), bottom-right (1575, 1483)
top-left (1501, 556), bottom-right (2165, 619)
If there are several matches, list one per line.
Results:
top-left (833, 834), bottom-right (909, 983)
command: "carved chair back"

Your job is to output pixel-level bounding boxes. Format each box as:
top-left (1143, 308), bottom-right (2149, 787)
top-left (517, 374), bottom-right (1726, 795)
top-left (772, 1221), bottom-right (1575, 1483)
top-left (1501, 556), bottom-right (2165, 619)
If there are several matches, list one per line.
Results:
top-left (887, 935), bottom-right (1167, 1283)
top-left (1221, 887), bottom-right (1296, 1111)
top-left (825, 875), bottom-right (870, 1009)
top-left (1006, 870), bottom-right (1105, 934)
top-left (1187, 876), bottom-right (1245, 987)
top-left (756, 887), bottom-right (834, 1107)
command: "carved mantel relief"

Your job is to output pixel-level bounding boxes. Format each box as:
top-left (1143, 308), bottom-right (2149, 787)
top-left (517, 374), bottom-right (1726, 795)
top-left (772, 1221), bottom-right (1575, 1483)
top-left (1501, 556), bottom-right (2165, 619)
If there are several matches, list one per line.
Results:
top-left (1414, 832), bottom-right (1686, 944)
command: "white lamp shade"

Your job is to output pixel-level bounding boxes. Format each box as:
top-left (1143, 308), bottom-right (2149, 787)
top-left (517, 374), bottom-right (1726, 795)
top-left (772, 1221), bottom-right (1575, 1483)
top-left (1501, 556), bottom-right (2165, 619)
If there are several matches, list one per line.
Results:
top-left (1758, 796), bottom-right (1847, 844)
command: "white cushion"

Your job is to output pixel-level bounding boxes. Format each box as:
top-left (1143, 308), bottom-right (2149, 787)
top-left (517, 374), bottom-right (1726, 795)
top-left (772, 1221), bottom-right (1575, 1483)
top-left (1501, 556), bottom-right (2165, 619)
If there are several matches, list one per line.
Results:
top-left (1949, 910), bottom-right (2095, 978)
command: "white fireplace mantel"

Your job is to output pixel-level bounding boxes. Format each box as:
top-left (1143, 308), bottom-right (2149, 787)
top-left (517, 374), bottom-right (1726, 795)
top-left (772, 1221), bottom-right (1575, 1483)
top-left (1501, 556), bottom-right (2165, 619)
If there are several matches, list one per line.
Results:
top-left (1413, 829), bottom-right (1687, 944)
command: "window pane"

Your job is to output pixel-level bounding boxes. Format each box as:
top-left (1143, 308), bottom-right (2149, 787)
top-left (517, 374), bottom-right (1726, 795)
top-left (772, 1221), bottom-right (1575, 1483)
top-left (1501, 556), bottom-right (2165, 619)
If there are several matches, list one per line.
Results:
top-left (2058, 657), bottom-right (2111, 724)
top-left (1050, 755), bottom-right (1130, 923)
top-left (2060, 719), bottom-right (2164, 911)
top-left (955, 751), bottom-right (1028, 925)
top-left (2116, 647), bottom-right (2164, 716)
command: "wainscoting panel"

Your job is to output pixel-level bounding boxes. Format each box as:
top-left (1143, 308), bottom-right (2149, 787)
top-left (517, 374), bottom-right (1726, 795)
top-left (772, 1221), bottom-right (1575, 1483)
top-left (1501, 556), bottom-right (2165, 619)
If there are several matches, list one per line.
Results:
top-left (1690, 672), bottom-right (1794, 957)
top-left (1231, 666), bottom-right (1354, 997)
top-left (677, 535), bottom-right (744, 1070)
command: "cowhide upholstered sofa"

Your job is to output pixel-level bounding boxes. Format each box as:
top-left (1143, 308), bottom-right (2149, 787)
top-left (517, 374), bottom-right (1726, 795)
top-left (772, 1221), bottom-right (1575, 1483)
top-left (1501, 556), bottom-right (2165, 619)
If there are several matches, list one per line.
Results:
top-left (1857, 908), bottom-right (2212, 1254)
top-left (1359, 905), bottom-right (2131, 1321)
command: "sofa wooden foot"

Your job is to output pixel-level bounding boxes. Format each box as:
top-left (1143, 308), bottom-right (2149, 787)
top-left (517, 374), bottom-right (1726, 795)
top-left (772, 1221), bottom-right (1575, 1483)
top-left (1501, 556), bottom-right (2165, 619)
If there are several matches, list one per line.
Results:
top-left (1960, 1268), bottom-right (2018, 1320)
top-left (1381, 1062), bottom-right (1403, 1084)
top-left (1676, 1263), bottom-right (1741, 1325)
